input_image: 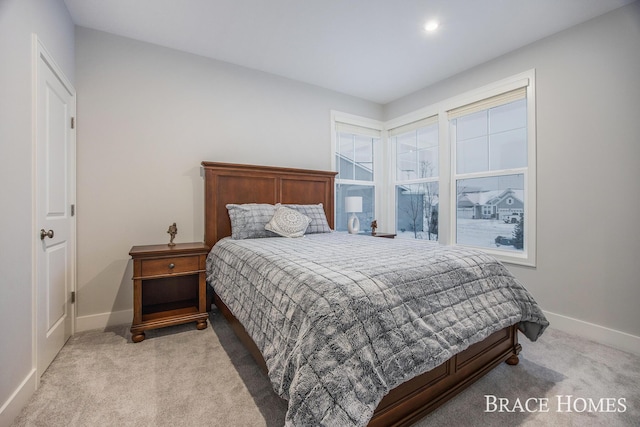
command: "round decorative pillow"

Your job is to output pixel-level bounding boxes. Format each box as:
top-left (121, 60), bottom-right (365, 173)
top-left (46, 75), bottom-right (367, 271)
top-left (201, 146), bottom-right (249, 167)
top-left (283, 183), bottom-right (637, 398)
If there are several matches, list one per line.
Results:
top-left (265, 205), bottom-right (311, 238)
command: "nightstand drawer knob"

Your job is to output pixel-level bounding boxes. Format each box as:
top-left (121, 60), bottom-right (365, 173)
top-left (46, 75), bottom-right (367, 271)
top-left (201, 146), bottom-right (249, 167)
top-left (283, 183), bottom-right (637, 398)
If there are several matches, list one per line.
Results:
top-left (168, 263), bottom-right (175, 269)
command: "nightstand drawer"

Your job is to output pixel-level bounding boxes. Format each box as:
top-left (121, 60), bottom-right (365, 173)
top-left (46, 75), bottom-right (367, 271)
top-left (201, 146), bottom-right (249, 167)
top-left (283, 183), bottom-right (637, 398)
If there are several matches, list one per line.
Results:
top-left (141, 255), bottom-right (200, 277)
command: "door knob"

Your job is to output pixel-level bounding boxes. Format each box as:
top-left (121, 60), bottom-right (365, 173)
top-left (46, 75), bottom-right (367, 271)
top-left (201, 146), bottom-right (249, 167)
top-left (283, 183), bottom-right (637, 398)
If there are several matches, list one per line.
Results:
top-left (40, 229), bottom-right (54, 240)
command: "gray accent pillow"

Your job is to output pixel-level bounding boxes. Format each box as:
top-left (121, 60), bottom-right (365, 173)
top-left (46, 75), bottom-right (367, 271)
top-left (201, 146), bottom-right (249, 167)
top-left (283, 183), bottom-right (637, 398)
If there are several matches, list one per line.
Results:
top-left (265, 205), bottom-right (311, 238)
top-left (226, 203), bottom-right (278, 240)
top-left (284, 203), bottom-right (332, 234)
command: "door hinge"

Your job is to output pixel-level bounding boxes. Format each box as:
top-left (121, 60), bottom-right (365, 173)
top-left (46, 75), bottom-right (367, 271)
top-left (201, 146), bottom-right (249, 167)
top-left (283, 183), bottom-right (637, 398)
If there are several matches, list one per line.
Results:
top-left (71, 204), bottom-right (75, 217)
top-left (71, 291), bottom-right (76, 304)
top-left (71, 117), bottom-right (75, 129)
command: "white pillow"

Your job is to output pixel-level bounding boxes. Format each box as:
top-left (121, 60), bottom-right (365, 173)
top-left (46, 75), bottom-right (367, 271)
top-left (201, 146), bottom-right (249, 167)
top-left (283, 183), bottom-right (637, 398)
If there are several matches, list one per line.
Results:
top-left (265, 205), bottom-right (311, 238)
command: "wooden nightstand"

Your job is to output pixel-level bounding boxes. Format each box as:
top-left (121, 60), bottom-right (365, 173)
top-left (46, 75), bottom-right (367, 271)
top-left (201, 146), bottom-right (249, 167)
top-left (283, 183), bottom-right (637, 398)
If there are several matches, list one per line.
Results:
top-left (129, 242), bottom-right (210, 343)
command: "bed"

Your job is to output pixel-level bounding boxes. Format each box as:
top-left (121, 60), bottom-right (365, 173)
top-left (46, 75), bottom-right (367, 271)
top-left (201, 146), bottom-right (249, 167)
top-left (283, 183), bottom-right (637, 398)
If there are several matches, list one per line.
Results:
top-left (202, 161), bottom-right (548, 426)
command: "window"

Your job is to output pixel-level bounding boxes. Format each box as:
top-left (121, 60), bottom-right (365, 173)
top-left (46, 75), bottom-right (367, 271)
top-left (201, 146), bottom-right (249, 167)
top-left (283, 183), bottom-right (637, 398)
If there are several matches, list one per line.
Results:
top-left (449, 85), bottom-right (532, 262)
top-left (390, 117), bottom-right (439, 240)
top-left (331, 71), bottom-right (536, 266)
top-left (332, 116), bottom-right (382, 233)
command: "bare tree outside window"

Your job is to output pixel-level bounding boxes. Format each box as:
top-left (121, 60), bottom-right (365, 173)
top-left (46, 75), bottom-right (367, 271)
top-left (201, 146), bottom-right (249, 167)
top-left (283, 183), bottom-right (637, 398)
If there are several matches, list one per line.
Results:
top-left (398, 160), bottom-right (438, 240)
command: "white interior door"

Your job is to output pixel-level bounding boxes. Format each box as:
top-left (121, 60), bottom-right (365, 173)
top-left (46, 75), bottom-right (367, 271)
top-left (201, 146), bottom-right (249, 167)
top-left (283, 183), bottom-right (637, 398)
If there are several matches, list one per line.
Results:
top-left (35, 38), bottom-right (76, 376)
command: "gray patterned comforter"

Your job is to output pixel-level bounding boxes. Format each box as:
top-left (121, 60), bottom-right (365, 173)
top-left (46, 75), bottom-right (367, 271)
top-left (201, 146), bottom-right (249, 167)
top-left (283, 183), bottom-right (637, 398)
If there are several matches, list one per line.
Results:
top-left (206, 233), bottom-right (548, 426)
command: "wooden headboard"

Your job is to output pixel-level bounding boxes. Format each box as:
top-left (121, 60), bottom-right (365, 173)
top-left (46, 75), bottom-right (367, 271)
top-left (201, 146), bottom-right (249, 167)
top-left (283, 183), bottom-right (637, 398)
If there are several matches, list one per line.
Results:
top-left (202, 162), bottom-right (337, 248)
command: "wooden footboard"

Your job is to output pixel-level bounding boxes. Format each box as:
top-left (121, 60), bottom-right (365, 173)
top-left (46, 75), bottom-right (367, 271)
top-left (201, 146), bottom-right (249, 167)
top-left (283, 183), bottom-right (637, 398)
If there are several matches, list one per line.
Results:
top-left (214, 293), bottom-right (521, 427)
top-left (371, 322), bottom-right (521, 426)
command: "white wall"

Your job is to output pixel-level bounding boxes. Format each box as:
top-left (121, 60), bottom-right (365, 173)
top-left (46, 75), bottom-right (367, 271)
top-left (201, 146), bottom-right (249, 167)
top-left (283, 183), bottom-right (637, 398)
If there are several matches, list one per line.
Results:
top-left (0, 0), bottom-right (74, 424)
top-left (74, 3), bottom-right (640, 353)
top-left (74, 27), bottom-right (382, 326)
top-left (385, 3), bottom-right (640, 350)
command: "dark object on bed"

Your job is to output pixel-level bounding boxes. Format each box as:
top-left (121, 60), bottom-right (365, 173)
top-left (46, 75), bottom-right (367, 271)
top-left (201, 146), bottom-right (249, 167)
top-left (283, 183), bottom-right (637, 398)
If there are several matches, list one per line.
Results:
top-left (201, 161), bottom-right (531, 426)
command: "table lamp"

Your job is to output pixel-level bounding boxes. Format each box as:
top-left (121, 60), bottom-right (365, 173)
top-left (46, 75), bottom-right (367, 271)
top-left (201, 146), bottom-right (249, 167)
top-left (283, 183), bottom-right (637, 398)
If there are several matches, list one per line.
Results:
top-left (345, 196), bottom-right (363, 234)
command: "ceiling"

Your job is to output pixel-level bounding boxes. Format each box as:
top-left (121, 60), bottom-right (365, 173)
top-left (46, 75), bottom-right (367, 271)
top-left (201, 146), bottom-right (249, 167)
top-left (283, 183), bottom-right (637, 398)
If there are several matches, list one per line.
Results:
top-left (63, 0), bottom-right (634, 104)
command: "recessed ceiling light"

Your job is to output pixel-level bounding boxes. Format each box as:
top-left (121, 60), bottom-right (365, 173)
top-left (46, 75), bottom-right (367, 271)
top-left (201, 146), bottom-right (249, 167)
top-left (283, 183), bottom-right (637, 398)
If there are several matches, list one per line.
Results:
top-left (424, 20), bottom-right (440, 33)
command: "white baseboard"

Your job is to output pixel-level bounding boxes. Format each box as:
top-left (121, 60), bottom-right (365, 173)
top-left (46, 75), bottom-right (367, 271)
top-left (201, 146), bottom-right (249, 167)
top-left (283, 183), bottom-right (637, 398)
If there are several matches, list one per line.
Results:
top-left (73, 308), bottom-right (640, 355)
top-left (76, 309), bottom-right (133, 332)
top-left (0, 368), bottom-right (37, 427)
top-left (543, 310), bottom-right (640, 356)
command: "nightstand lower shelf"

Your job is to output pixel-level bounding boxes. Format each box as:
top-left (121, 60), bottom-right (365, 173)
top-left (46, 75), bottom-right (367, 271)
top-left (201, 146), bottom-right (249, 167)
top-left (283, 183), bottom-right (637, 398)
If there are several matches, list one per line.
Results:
top-left (142, 300), bottom-right (200, 320)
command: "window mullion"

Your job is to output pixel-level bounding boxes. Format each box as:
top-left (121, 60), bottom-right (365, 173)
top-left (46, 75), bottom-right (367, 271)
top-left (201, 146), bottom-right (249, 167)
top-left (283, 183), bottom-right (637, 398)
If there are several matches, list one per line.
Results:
top-left (441, 111), bottom-right (453, 246)
top-left (351, 134), bottom-right (358, 180)
top-left (395, 177), bottom-right (439, 186)
top-left (336, 178), bottom-right (374, 186)
top-left (454, 167), bottom-right (528, 181)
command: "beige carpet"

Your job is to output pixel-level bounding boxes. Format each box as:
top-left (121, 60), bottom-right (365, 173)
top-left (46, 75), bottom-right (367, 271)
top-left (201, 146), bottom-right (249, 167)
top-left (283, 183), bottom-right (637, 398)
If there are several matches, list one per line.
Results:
top-left (12, 310), bottom-right (640, 426)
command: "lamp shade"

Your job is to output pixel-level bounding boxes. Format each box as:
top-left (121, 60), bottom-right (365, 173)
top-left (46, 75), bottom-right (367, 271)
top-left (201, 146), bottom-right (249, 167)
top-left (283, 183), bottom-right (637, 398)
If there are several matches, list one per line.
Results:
top-left (345, 196), bottom-right (363, 213)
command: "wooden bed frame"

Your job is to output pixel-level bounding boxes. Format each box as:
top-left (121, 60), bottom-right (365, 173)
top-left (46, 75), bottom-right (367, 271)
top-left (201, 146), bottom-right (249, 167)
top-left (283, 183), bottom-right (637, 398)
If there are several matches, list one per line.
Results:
top-left (202, 161), bottom-right (522, 427)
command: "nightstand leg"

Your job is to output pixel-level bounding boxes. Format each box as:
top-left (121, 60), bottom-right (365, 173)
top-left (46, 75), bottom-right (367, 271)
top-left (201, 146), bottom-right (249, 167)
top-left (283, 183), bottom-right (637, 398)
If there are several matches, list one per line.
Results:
top-left (196, 319), bottom-right (208, 330)
top-left (131, 331), bottom-right (146, 343)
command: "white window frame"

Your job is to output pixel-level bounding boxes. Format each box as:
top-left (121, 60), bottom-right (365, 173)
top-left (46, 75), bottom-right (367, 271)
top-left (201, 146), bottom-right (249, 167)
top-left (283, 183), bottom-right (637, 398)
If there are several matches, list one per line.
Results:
top-left (330, 111), bottom-right (385, 231)
top-left (443, 70), bottom-right (536, 266)
top-left (388, 115), bottom-right (440, 240)
top-left (329, 71), bottom-right (536, 266)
